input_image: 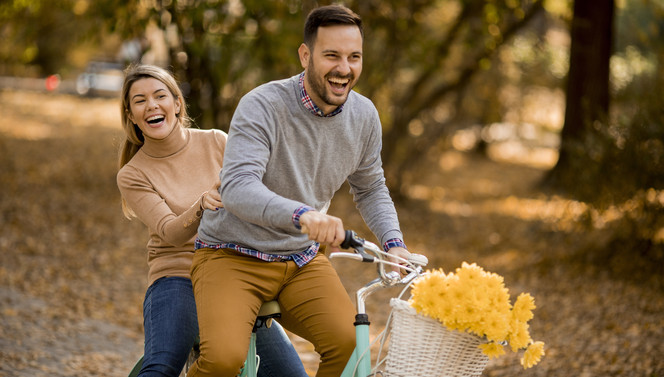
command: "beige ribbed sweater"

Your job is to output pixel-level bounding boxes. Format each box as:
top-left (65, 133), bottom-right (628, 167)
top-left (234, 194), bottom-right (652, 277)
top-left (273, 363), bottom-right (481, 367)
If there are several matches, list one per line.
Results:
top-left (117, 126), bottom-right (226, 286)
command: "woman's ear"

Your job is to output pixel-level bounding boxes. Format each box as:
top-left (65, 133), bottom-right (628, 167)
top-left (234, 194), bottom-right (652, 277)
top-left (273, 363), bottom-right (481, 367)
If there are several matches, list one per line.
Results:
top-left (126, 108), bottom-right (135, 124)
top-left (175, 97), bottom-right (182, 116)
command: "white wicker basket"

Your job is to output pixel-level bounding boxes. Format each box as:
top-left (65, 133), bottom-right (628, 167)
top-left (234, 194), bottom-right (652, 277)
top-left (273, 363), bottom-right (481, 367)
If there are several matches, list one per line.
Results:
top-left (384, 299), bottom-right (489, 377)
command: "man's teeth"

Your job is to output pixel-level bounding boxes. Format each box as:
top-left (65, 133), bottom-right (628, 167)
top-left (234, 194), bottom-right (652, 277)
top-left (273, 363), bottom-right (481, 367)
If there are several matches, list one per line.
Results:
top-left (329, 78), bottom-right (349, 85)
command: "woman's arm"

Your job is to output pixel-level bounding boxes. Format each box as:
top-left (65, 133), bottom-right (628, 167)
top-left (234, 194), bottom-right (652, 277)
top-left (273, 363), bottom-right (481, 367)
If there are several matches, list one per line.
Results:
top-left (117, 166), bottom-right (222, 247)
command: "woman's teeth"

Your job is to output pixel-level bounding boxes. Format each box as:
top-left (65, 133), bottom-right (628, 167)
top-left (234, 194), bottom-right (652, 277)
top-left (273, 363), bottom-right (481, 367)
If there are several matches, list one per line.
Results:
top-left (147, 115), bottom-right (165, 124)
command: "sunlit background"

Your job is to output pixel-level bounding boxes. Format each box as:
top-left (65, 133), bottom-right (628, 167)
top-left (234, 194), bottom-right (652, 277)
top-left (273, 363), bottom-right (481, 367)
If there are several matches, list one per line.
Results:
top-left (1, 0), bottom-right (663, 376)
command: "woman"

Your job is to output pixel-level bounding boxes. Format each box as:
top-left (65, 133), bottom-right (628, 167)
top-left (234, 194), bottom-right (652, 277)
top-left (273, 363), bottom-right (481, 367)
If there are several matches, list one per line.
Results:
top-left (117, 64), bottom-right (307, 377)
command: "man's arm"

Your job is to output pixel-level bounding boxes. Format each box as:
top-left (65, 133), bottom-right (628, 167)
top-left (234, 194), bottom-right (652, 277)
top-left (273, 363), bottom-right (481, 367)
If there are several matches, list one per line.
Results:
top-left (219, 94), bottom-right (304, 231)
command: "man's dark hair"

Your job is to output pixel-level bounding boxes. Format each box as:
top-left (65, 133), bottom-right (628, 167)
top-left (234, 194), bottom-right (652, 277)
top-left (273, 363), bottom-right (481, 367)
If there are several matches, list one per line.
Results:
top-left (303, 4), bottom-right (363, 49)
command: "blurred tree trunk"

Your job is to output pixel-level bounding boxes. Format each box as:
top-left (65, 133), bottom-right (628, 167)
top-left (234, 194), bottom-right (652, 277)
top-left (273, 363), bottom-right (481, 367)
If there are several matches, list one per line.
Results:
top-left (545, 0), bottom-right (615, 190)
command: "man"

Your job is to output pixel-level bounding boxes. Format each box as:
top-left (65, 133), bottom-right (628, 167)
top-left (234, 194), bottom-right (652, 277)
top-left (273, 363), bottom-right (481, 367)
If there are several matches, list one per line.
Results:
top-left (188, 5), bottom-right (410, 377)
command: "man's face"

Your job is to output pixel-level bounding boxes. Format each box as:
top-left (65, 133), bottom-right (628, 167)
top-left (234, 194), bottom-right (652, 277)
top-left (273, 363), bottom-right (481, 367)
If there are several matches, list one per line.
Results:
top-left (298, 24), bottom-right (363, 115)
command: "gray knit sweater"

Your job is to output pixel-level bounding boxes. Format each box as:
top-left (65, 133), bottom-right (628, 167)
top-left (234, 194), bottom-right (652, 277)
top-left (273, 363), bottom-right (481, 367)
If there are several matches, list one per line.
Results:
top-left (197, 74), bottom-right (403, 255)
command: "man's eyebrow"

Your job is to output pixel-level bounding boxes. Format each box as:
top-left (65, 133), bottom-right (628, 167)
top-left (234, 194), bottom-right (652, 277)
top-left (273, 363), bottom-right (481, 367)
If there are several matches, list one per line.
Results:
top-left (321, 49), bottom-right (363, 55)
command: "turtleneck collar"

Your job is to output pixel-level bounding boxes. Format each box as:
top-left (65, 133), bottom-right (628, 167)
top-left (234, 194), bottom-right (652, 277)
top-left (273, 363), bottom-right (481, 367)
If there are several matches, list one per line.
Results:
top-left (141, 125), bottom-right (189, 158)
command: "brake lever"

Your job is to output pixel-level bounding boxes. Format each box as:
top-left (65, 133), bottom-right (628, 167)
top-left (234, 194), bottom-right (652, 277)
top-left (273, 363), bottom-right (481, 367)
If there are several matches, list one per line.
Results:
top-left (340, 230), bottom-right (375, 263)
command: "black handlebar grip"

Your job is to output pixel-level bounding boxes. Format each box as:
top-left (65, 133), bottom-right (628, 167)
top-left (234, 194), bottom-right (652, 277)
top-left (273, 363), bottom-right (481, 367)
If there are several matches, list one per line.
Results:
top-left (340, 230), bottom-right (364, 249)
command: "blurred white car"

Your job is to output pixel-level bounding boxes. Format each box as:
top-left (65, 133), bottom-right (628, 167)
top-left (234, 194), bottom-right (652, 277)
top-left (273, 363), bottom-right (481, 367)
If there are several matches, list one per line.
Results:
top-left (76, 61), bottom-right (124, 96)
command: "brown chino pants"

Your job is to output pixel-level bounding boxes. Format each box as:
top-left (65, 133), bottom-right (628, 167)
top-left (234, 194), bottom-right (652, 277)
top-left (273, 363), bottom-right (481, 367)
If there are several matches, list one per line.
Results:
top-left (186, 247), bottom-right (356, 377)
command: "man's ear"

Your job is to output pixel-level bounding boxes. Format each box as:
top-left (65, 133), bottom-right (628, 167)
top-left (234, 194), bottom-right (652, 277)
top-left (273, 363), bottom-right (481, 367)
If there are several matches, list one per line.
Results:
top-left (298, 43), bottom-right (310, 69)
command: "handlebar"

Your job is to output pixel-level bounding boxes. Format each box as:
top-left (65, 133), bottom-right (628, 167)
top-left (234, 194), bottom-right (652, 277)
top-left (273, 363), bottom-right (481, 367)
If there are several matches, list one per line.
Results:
top-left (330, 230), bottom-right (428, 287)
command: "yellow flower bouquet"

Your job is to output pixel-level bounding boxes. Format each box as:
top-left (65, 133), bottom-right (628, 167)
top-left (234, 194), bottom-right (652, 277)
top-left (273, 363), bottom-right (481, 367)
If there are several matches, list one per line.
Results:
top-left (409, 262), bottom-right (545, 369)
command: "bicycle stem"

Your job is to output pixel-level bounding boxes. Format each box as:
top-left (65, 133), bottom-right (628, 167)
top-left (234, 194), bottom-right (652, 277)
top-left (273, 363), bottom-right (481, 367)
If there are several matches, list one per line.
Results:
top-left (355, 273), bottom-right (399, 314)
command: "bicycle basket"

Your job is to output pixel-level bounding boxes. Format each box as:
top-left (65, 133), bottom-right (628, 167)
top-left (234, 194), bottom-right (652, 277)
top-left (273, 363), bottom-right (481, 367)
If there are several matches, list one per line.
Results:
top-left (384, 299), bottom-right (489, 377)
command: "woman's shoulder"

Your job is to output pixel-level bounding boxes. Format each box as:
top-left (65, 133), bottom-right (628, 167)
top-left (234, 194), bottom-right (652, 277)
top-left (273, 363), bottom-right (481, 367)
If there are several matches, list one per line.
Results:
top-left (116, 161), bottom-right (146, 190)
top-left (187, 127), bottom-right (227, 146)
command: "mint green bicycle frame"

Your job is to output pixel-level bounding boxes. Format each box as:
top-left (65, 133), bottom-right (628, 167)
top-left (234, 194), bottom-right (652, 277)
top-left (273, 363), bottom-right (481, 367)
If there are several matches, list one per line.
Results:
top-left (339, 275), bottom-right (398, 377)
top-left (341, 314), bottom-right (372, 376)
top-left (240, 332), bottom-right (259, 377)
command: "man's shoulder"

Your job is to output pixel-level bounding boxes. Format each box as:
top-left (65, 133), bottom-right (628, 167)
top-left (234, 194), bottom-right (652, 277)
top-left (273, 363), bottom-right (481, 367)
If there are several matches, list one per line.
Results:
top-left (246, 75), bottom-right (297, 100)
top-left (349, 89), bottom-right (374, 104)
top-left (347, 90), bottom-right (379, 117)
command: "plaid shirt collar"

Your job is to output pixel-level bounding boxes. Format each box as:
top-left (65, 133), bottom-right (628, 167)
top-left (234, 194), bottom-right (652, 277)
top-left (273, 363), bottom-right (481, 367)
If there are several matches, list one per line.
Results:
top-left (298, 72), bottom-right (344, 117)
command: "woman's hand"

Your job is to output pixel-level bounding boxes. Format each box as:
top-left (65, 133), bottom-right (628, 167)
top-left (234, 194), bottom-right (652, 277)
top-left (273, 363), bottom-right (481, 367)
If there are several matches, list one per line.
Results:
top-left (201, 177), bottom-right (223, 211)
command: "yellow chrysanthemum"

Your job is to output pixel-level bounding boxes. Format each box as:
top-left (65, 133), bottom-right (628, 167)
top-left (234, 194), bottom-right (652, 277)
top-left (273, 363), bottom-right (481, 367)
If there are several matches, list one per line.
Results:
top-left (456, 262), bottom-right (485, 282)
top-left (482, 311), bottom-right (510, 342)
top-left (509, 320), bottom-right (532, 351)
top-left (521, 341), bottom-right (545, 368)
top-left (409, 263), bottom-right (544, 368)
top-left (410, 270), bottom-right (446, 316)
top-left (479, 342), bottom-right (506, 359)
top-left (513, 293), bottom-right (536, 322)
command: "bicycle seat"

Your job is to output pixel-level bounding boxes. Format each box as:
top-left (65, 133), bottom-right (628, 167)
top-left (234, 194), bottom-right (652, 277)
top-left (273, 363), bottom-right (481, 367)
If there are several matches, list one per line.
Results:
top-left (254, 300), bottom-right (281, 331)
top-left (257, 300), bottom-right (281, 319)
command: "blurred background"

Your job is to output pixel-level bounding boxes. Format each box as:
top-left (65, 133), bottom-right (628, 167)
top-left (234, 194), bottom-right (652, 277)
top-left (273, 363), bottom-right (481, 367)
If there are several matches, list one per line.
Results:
top-left (1, 0), bottom-right (663, 376)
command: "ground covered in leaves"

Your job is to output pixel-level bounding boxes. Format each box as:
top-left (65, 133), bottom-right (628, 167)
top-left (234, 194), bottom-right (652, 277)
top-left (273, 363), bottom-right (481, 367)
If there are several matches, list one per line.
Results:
top-left (1, 89), bottom-right (662, 377)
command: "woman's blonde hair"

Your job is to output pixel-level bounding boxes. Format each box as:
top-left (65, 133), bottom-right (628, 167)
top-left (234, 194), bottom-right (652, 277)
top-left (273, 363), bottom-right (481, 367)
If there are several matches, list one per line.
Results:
top-left (118, 64), bottom-right (191, 218)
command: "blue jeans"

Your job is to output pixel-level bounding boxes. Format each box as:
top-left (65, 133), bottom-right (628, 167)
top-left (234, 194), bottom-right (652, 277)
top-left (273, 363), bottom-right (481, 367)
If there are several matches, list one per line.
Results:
top-left (139, 277), bottom-right (307, 377)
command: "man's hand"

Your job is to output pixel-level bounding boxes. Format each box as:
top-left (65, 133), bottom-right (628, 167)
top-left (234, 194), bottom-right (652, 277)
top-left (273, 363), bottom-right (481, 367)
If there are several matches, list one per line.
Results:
top-left (387, 246), bottom-right (411, 276)
top-left (299, 211), bottom-right (345, 253)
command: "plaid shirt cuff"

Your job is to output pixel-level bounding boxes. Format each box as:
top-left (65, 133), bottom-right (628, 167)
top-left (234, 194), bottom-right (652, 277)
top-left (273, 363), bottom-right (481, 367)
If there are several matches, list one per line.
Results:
top-left (292, 205), bottom-right (315, 229)
top-left (383, 238), bottom-right (407, 252)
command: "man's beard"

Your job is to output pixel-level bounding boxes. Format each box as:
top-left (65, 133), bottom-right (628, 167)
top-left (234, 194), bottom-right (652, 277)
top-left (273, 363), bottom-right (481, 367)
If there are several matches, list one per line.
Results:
top-left (306, 57), bottom-right (355, 109)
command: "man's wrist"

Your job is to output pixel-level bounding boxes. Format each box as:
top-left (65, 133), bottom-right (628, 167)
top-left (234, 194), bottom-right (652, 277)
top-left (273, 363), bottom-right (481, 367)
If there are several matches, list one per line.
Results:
top-left (292, 205), bottom-right (315, 229)
top-left (383, 238), bottom-right (407, 252)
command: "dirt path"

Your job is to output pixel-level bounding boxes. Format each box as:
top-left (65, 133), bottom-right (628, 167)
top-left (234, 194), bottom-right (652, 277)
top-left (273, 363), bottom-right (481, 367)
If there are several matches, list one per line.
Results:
top-left (1, 89), bottom-right (662, 377)
top-left (1, 287), bottom-right (142, 377)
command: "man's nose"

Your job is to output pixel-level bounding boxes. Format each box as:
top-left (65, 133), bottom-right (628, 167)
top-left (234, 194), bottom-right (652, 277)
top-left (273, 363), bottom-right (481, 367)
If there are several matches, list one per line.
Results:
top-left (336, 58), bottom-right (351, 75)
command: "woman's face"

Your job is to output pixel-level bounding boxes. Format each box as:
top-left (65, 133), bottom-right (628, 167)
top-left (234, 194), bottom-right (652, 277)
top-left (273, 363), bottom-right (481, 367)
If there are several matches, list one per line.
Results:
top-left (127, 77), bottom-right (181, 140)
